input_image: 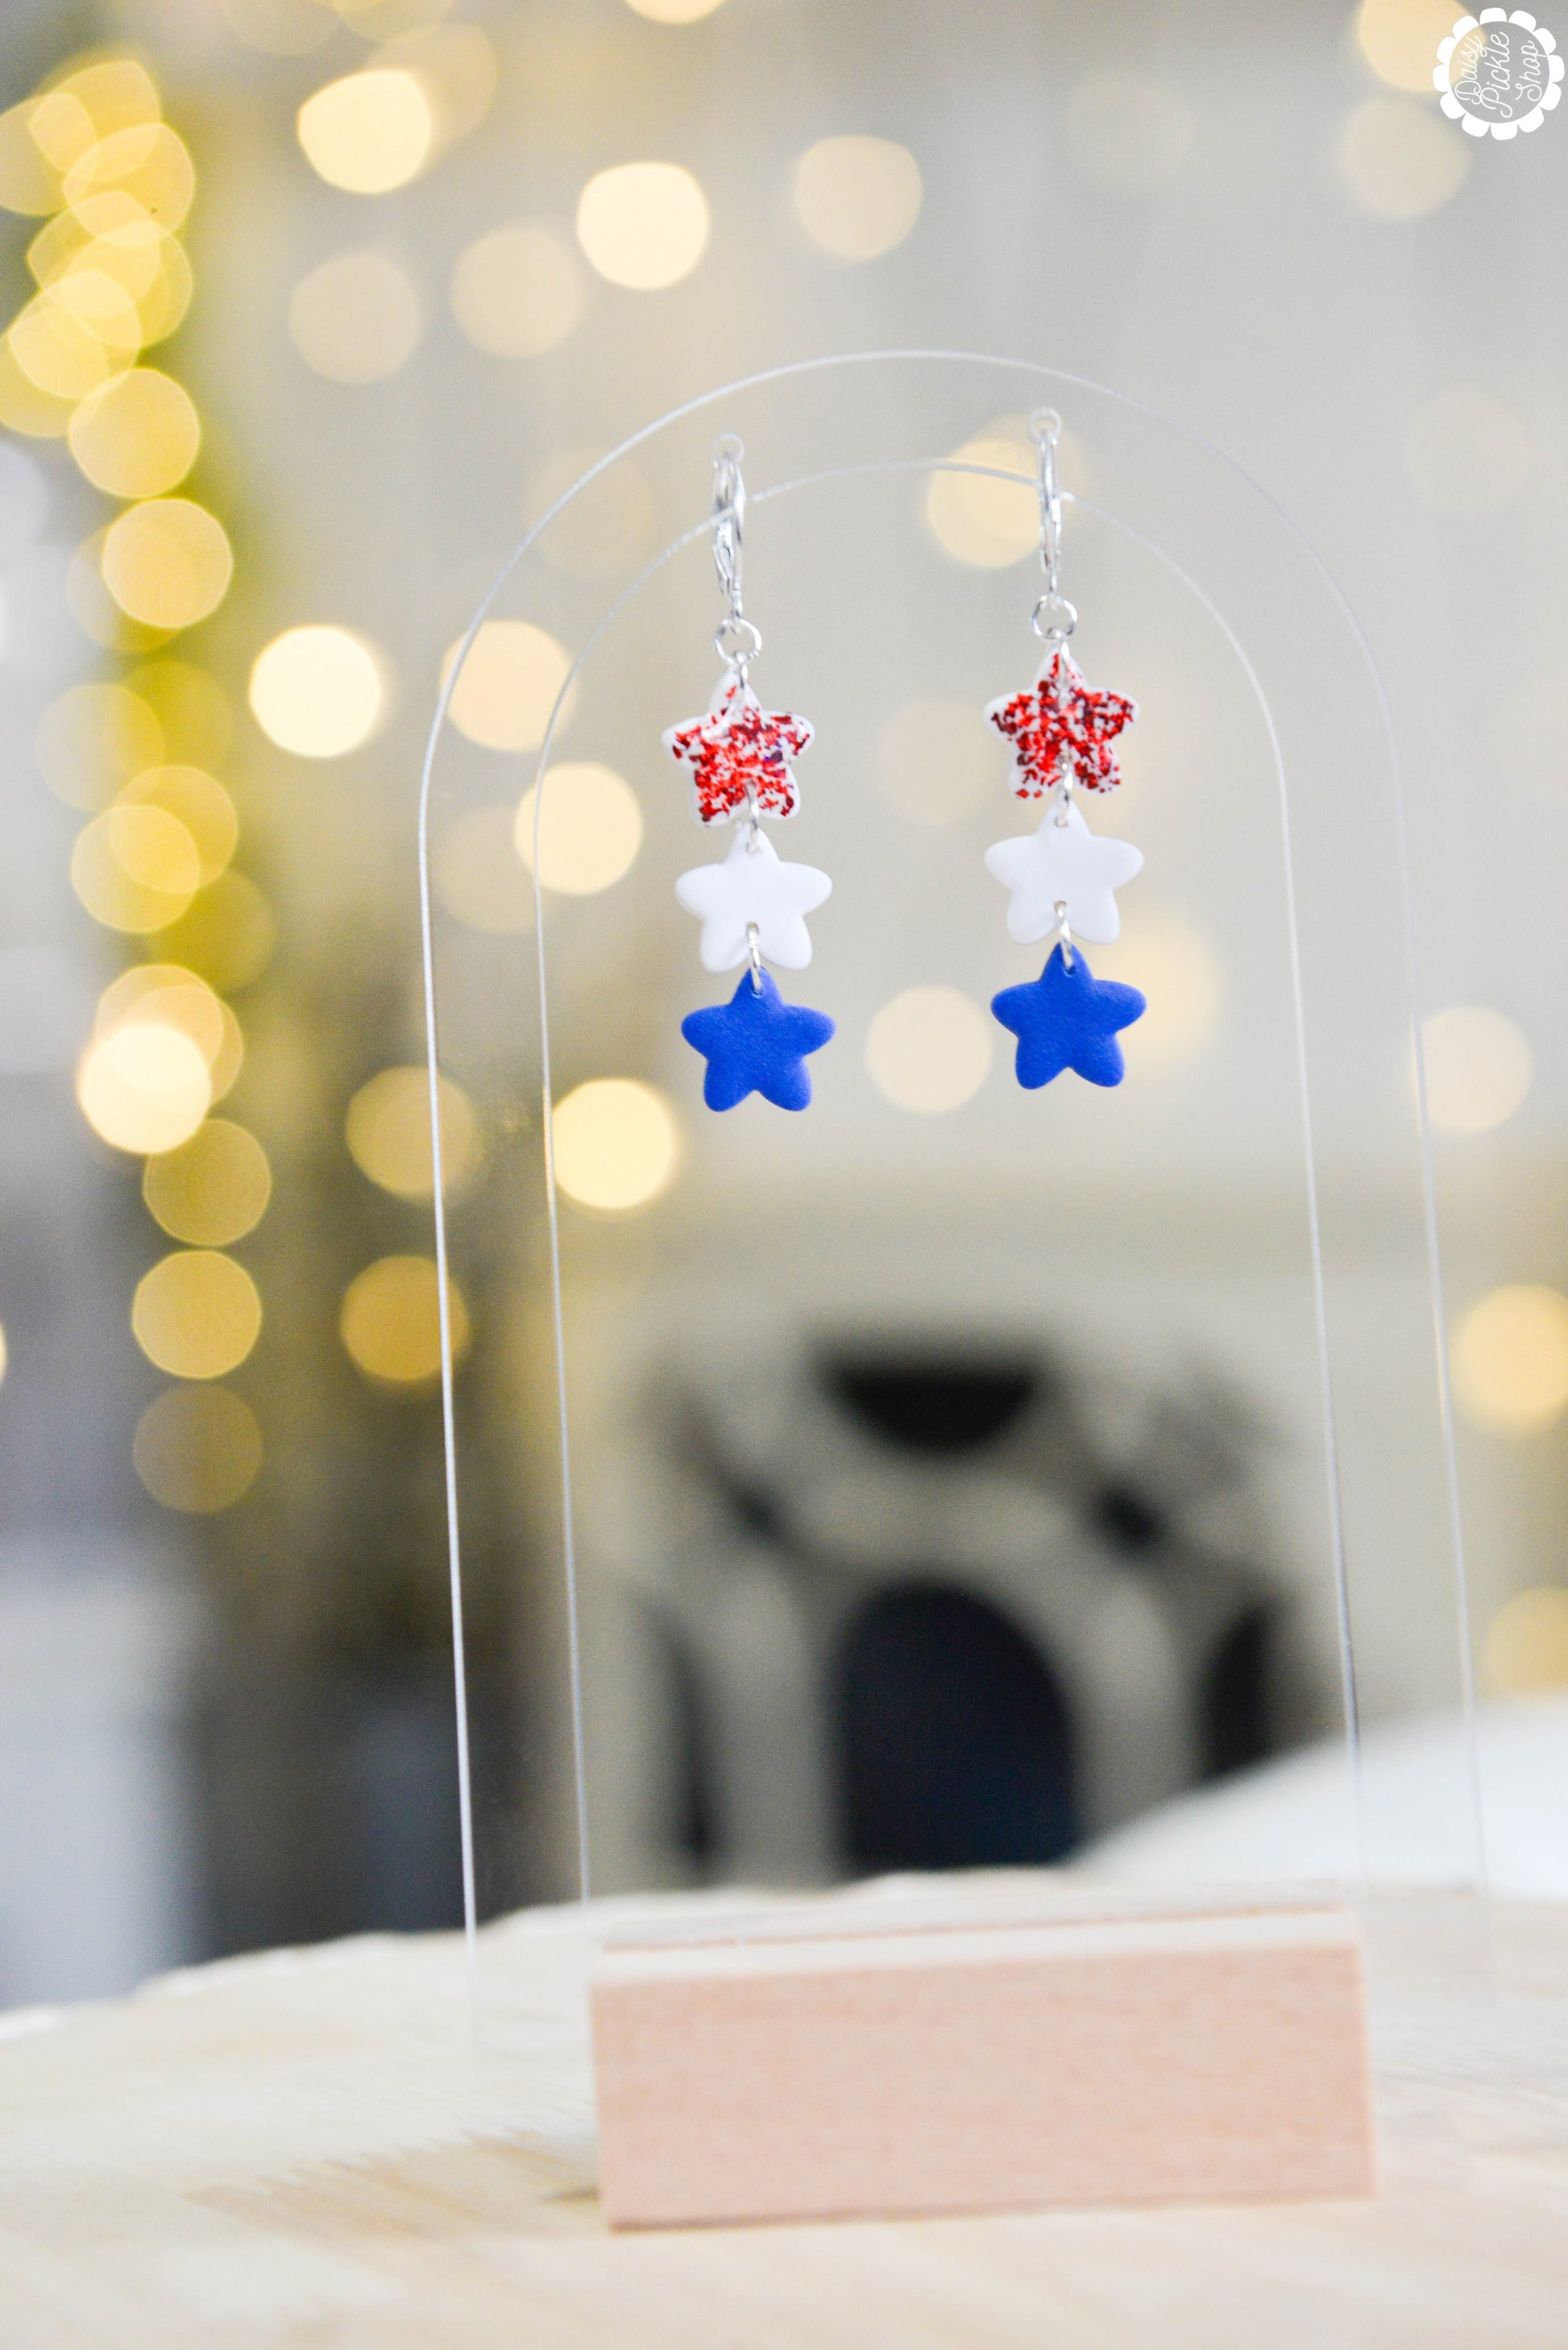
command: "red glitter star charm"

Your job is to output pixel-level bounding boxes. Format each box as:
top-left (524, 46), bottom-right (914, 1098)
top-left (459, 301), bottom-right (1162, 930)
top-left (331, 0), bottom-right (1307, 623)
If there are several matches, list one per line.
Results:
top-left (664, 679), bottom-right (815, 826)
top-left (985, 650), bottom-right (1138, 799)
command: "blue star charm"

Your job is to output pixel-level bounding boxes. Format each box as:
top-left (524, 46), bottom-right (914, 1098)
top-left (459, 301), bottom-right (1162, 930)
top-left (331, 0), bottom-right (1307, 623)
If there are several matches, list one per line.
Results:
top-left (682, 969), bottom-right (836, 1111)
top-left (992, 944), bottom-right (1146, 1089)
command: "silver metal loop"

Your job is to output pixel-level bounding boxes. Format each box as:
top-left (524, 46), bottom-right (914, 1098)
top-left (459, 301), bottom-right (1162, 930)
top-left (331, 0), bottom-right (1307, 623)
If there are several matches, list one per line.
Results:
top-left (714, 614), bottom-right (761, 668)
top-left (1054, 896), bottom-right (1075, 969)
top-left (1031, 592), bottom-right (1077, 642)
top-left (745, 920), bottom-right (764, 992)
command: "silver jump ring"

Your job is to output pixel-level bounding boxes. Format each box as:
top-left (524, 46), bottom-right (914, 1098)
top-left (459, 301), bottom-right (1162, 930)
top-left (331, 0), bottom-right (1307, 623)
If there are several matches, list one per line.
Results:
top-left (1031, 592), bottom-right (1077, 642)
top-left (745, 920), bottom-right (764, 992)
top-left (1054, 897), bottom-right (1075, 969)
top-left (715, 615), bottom-right (761, 666)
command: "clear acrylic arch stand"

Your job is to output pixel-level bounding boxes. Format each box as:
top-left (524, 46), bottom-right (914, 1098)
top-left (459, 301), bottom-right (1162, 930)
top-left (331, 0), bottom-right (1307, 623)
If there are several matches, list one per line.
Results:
top-left (417, 353), bottom-right (1486, 2131)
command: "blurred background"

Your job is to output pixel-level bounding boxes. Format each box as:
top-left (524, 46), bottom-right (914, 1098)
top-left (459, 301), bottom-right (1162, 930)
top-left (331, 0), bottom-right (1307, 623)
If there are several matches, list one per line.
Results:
top-left (0, 0), bottom-right (1566, 2005)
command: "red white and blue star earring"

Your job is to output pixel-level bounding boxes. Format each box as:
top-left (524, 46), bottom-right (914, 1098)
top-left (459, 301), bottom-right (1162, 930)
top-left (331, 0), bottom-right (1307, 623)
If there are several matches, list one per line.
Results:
top-left (670, 436), bottom-right (835, 1111)
top-left (984, 409), bottom-right (1147, 1090)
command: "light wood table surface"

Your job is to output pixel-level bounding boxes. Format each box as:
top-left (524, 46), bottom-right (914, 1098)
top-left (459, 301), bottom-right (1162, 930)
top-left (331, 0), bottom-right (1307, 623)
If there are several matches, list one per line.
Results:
top-left (2, 1883), bottom-right (1566, 2348)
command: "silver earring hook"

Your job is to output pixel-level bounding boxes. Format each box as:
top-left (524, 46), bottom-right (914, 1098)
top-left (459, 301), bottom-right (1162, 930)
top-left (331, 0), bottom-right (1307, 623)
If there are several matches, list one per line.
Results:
top-left (1028, 406), bottom-right (1077, 650)
top-left (711, 431), bottom-right (761, 680)
top-left (1031, 408), bottom-right (1062, 592)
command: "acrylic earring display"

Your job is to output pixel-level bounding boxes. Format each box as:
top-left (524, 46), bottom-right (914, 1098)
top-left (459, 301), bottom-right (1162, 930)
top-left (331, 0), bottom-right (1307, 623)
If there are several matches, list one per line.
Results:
top-left (419, 354), bottom-right (1484, 2223)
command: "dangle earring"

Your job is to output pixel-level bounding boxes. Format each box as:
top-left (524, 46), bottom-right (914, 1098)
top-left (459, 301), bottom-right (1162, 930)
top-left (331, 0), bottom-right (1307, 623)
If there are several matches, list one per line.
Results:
top-left (983, 410), bottom-right (1148, 1090)
top-left (669, 435), bottom-right (835, 1111)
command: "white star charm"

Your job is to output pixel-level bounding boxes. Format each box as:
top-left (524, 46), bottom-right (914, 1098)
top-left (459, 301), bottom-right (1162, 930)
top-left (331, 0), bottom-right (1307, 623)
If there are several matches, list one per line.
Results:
top-left (984, 798), bottom-right (1143, 945)
top-left (675, 826), bottom-right (832, 972)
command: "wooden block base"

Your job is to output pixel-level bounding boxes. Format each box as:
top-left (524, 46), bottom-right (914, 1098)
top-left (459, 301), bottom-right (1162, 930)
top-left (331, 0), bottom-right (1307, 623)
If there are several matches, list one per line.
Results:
top-left (591, 1887), bottom-right (1375, 2230)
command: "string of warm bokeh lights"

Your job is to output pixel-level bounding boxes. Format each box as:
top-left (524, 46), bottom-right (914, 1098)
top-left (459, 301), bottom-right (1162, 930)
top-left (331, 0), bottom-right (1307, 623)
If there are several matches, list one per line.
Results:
top-left (0, 50), bottom-right (276, 1518)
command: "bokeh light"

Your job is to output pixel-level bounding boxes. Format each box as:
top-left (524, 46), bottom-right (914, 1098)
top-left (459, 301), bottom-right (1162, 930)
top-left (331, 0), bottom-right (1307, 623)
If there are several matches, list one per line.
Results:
top-left (48, 263), bottom-right (145, 356)
top-left (874, 699), bottom-right (1002, 824)
top-left (529, 446), bottom-right (658, 578)
top-left (134, 1383), bottom-right (263, 1513)
top-left (143, 1119), bottom-right (272, 1248)
top-left (575, 162), bottom-right (710, 290)
top-left (1067, 78), bottom-right (1193, 197)
top-left (515, 763), bottom-right (643, 894)
top-left (552, 1079), bottom-right (682, 1210)
top-left (68, 368), bottom-right (200, 499)
top-left (27, 93), bottom-right (94, 179)
top-left (1337, 98), bottom-right (1471, 219)
top-left (1098, 917), bottom-right (1222, 1065)
top-left (340, 1253), bottom-right (471, 1385)
top-left (1421, 1006), bottom-right (1533, 1136)
top-left (118, 766), bottom-right (239, 886)
top-left (151, 870), bottom-right (276, 994)
top-left (1484, 1587), bottom-right (1568, 1696)
top-left (450, 221), bottom-right (587, 355)
top-left (346, 1065), bottom-right (482, 1199)
top-left (71, 803), bottom-right (201, 932)
top-left (132, 1248), bottom-right (262, 1379)
top-left (77, 1022), bottom-right (211, 1153)
top-left (101, 499), bottom-right (234, 630)
top-left (97, 964), bottom-right (242, 1104)
top-left (433, 805), bottom-right (533, 932)
top-left (926, 419), bottom-right (1036, 567)
top-left (1404, 386), bottom-right (1533, 514)
top-left (63, 124), bottom-right (196, 232)
top-left (30, 206), bottom-right (180, 325)
top-left (36, 679), bottom-right (162, 810)
top-left (623, 0), bottom-right (728, 18)
top-left (792, 135), bottom-right (923, 259)
top-left (1452, 1285), bottom-right (1568, 1435)
top-left (445, 620), bottom-right (571, 751)
top-left (55, 55), bottom-right (163, 137)
top-left (249, 625), bottom-right (387, 756)
top-left (297, 69), bottom-right (433, 193)
top-left (8, 284), bottom-right (135, 400)
top-left (41, 214), bottom-right (196, 353)
top-left (289, 251), bottom-right (421, 382)
top-left (866, 985), bottom-right (993, 1113)
top-left (1357, 0), bottom-right (1462, 91)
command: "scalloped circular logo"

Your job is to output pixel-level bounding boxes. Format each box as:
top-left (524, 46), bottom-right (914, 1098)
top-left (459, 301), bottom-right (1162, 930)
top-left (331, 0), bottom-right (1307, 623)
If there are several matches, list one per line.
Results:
top-left (1436, 10), bottom-right (1564, 137)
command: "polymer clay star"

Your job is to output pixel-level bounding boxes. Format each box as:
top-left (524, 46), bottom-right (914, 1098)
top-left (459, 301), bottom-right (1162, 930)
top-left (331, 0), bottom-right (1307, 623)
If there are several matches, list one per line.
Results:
top-left (675, 827), bottom-right (832, 972)
top-left (984, 799), bottom-right (1143, 946)
top-left (663, 677), bottom-right (815, 826)
top-left (985, 650), bottom-right (1138, 799)
top-left (682, 969), bottom-right (836, 1111)
top-left (992, 943), bottom-right (1146, 1090)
